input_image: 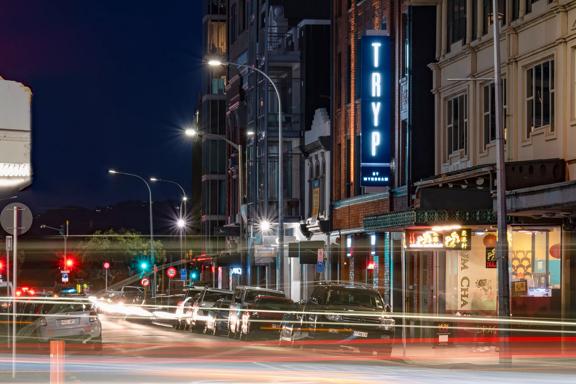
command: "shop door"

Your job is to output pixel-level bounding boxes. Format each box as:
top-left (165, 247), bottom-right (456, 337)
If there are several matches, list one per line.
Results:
top-left (406, 251), bottom-right (436, 339)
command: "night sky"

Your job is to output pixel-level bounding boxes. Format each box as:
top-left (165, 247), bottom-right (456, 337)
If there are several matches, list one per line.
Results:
top-left (0, 0), bottom-right (203, 212)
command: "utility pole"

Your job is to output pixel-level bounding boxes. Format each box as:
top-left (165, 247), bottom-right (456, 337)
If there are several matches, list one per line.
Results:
top-left (492, 0), bottom-right (510, 364)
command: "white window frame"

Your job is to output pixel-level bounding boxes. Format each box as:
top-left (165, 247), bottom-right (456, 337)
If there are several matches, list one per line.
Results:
top-left (481, 78), bottom-right (507, 150)
top-left (446, 93), bottom-right (468, 159)
top-left (525, 58), bottom-right (555, 138)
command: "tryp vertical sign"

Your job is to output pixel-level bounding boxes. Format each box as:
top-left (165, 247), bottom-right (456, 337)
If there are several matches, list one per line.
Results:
top-left (360, 34), bottom-right (391, 187)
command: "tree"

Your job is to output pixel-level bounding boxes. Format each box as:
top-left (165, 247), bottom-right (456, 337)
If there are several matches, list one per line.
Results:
top-left (80, 228), bottom-right (166, 268)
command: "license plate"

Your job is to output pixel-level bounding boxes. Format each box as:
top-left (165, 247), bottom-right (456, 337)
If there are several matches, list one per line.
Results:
top-left (353, 331), bottom-right (368, 338)
top-left (60, 319), bottom-right (77, 325)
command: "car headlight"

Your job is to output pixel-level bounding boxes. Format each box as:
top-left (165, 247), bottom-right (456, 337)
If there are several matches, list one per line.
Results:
top-left (379, 316), bottom-right (395, 330)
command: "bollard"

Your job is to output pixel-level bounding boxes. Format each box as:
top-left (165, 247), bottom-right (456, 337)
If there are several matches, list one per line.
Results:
top-left (50, 340), bottom-right (65, 384)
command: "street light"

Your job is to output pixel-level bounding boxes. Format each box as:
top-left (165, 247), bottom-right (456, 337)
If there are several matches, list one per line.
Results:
top-left (184, 125), bottom-right (247, 284)
top-left (207, 58), bottom-right (284, 292)
top-left (149, 177), bottom-right (188, 262)
top-left (40, 221), bottom-right (69, 271)
top-left (108, 169), bottom-right (156, 294)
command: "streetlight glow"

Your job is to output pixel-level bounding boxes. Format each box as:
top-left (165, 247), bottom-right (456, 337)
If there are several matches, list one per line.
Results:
top-left (108, 169), bottom-right (117, 174)
top-left (184, 128), bottom-right (198, 137)
top-left (246, 130), bottom-right (255, 136)
top-left (259, 219), bottom-right (272, 233)
top-left (207, 59), bottom-right (223, 67)
top-left (149, 177), bottom-right (158, 182)
top-left (176, 218), bottom-right (186, 229)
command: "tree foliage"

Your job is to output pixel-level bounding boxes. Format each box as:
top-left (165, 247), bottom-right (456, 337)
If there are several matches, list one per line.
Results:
top-left (80, 229), bottom-right (165, 265)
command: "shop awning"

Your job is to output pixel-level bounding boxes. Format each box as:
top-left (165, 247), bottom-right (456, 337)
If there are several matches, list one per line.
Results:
top-left (363, 209), bottom-right (497, 231)
top-left (506, 180), bottom-right (576, 218)
top-left (213, 252), bottom-right (241, 266)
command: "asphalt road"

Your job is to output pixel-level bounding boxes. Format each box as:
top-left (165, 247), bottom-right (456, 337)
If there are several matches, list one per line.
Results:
top-left (1, 314), bottom-right (576, 383)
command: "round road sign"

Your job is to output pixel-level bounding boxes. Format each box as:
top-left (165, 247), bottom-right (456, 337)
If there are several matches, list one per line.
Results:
top-left (103, 262), bottom-right (110, 269)
top-left (0, 202), bottom-right (33, 235)
top-left (166, 266), bottom-right (177, 279)
top-left (140, 277), bottom-right (150, 287)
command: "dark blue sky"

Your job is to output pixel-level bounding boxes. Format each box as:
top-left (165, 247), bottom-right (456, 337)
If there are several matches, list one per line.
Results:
top-left (0, 0), bottom-right (203, 211)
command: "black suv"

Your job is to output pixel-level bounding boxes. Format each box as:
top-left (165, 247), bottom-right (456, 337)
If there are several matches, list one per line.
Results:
top-left (279, 283), bottom-right (395, 357)
top-left (228, 286), bottom-right (285, 337)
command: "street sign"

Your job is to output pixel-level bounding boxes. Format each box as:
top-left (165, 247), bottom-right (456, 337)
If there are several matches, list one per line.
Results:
top-left (5, 236), bottom-right (12, 252)
top-left (0, 203), bottom-right (33, 235)
top-left (180, 268), bottom-right (187, 280)
top-left (61, 273), bottom-right (69, 283)
top-left (103, 262), bottom-right (110, 269)
top-left (166, 266), bottom-right (177, 279)
top-left (140, 277), bottom-right (150, 287)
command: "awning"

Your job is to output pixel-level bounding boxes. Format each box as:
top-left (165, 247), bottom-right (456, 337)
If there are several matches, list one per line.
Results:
top-left (213, 252), bottom-right (241, 266)
top-left (506, 180), bottom-right (576, 218)
top-left (364, 209), bottom-right (497, 231)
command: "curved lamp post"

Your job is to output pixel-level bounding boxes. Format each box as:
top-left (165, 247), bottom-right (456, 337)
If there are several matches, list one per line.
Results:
top-left (108, 169), bottom-right (156, 294)
top-left (207, 58), bottom-right (284, 292)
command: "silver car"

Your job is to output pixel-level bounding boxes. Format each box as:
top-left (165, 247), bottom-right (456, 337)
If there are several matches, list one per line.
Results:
top-left (19, 301), bottom-right (102, 349)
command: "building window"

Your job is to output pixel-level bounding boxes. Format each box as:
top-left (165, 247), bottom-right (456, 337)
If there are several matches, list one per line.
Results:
top-left (483, 0), bottom-right (506, 35)
top-left (230, 3), bottom-right (237, 43)
top-left (447, 0), bottom-right (466, 45)
top-left (336, 52), bottom-right (342, 106)
top-left (512, 0), bottom-right (520, 21)
top-left (526, 59), bottom-right (555, 137)
top-left (482, 79), bottom-right (507, 148)
top-left (446, 94), bottom-right (468, 157)
top-left (526, 0), bottom-right (535, 13)
top-left (471, 0), bottom-right (478, 41)
top-left (239, 0), bottom-right (246, 32)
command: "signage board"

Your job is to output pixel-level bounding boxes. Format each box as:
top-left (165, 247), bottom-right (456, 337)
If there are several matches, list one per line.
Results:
top-left (166, 266), bottom-right (177, 279)
top-left (140, 277), bottom-right (150, 287)
top-left (61, 273), bottom-right (69, 283)
top-left (360, 33), bottom-right (391, 187)
top-left (0, 202), bottom-right (33, 235)
top-left (443, 229), bottom-right (472, 250)
top-left (405, 228), bottom-right (472, 250)
top-left (405, 230), bottom-right (444, 249)
top-left (485, 247), bottom-right (496, 268)
top-left (180, 268), bottom-right (187, 280)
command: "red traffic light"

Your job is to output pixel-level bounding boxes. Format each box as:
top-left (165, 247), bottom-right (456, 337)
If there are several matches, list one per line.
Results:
top-left (103, 261), bottom-right (110, 269)
top-left (0, 260), bottom-right (3, 271)
top-left (65, 258), bottom-right (75, 268)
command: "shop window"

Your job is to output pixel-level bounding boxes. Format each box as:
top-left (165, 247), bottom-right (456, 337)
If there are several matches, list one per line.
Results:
top-left (510, 228), bottom-right (561, 296)
top-left (526, 59), bottom-right (555, 137)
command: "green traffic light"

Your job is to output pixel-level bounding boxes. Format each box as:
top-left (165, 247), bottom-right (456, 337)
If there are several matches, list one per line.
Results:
top-left (140, 261), bottom-right (149, 271)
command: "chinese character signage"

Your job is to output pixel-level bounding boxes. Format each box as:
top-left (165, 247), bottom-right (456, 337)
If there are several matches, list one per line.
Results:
top-left (405, 230), bottom-right (444, 249)
top-left (444, 229), bottom-right (472, 250)
top-left (485, 247), bottom-right (496, 268)
top-left (405, 228), bottom-right (472, 250)
top-left (360, 33), bottom-right (391, 187)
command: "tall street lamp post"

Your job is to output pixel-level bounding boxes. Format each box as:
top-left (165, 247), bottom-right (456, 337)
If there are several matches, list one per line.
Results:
top-left (207, 59), bottom-right (284, 292)
top-left (184, 127), bottom-right (247, 284)
top-left (491, 0), bottom-right (510, 364)
top-left (150, 177), bottom-right (188, 263)
top-left (108, 169), bottom-right (156, 295)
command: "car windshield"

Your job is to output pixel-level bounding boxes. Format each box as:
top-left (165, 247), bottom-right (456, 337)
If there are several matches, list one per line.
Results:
top-left (327, 289), bottom-right (384, 309)
top-left (245, 290), bottom-right (284, 302)
top-left (45, 303), bottom-right (91, 314)
top-left (203, 291), bottom-right (231, 302)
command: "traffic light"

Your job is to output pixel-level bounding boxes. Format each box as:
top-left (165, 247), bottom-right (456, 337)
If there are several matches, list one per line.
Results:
top-left (65, 258), bottom-right (75, 269)
top-left (0, 260), bottom-right (4, 272)
top-left (189, 268), bottom-right (200, 281)
top-left (139, 261), bottom-right (150, 272)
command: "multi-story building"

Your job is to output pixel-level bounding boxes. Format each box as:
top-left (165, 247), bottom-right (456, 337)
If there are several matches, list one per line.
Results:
top-left (0, 76), bottom-right (32, 199)
top-left (421, 0), bottom-right (576, 323)
top-left (223, 0), bottom-right (329, 293)
top-left (198, 0), bottom-right (228, 273)
top-left (329, 0), bottom-right (437, 310)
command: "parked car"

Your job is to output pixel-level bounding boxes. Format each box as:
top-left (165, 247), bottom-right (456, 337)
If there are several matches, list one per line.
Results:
top-left (188, 288), bottom-right (233, 332)
top-left (279, 283), bottom-right (395, 357)
top-left (228, 286), bottom-right (286, 337)
top-left (203, 298), bottom-right (232, 336)
top-left (239, 295), bottom-right (296, 340)
top-left (174, 286), bottom-right (205, 330)
top-left (18, 300), bottom-right (102, 351)
top-left (150, 293), bottom-right (186, 327)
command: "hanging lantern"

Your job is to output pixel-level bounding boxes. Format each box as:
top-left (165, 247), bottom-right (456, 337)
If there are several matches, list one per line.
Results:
top-left (483, 234), bottom-right (497, 248)
top-left (549, 243), bottom-right (561, 259)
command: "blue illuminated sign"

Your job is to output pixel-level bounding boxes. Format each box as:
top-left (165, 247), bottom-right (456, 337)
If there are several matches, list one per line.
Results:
top-left (360, 33), bottom-right (391, 187)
